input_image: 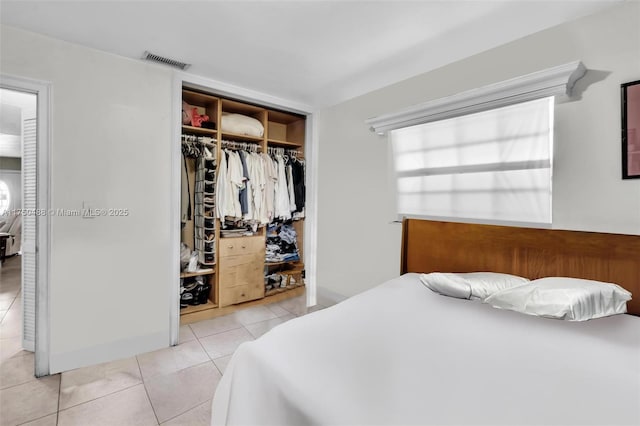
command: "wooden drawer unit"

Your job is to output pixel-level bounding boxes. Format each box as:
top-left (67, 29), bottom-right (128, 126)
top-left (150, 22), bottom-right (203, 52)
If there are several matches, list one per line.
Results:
top-left (219, 236), bottom-right (265, 257)
top-left (218, 255), bottom-right (263, 289)
top-left (218, 236), bottom-right (265, 307)
top-left (220, 283), bottom-right (264, 307)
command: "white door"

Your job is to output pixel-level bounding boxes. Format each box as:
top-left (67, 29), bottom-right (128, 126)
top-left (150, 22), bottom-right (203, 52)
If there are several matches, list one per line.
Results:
top-left (22, 117), bottom-right (36, 352)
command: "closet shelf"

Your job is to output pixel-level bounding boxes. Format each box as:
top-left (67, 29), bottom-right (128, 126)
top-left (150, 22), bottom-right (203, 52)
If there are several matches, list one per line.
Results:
top-left (265, 260), bottom-right (302, 266)
top-left (222, 98), bottom-right (266, 115)
top-left (267, 138), bottom-right (303, 148)
top-left (268, 110), bottom-right (303, 124)
top-left (182, 125), bottom-right (217, 136)
top-left (180, 269), bottom-right (215, 278)
top-left (183, 90), bottom-right (219, 104)
top-left (265, 283), bottom-right (305, 298)
top-left (180, 300), bottom-right (218, 314)
top-left (221, 131), bottom-right (264, 143)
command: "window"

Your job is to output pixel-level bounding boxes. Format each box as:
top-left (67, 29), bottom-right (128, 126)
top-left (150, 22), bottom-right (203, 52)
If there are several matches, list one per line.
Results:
top-left (366, 61), bottom-right (585, 226)
top-left (390, 96), bottom-right (554, 225)
top-left (0, 180), bottom-right (10, 216)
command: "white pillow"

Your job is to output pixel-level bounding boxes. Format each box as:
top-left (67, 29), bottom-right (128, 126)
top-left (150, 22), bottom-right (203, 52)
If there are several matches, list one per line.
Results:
top-left (419, 272), bottom-right (529, 301)
top-left (221, 113), bottom-right (264, 137)
top-left (484, 277), bottom-right (632, 321)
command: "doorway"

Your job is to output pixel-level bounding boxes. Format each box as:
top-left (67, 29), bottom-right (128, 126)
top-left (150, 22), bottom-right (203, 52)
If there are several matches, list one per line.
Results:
top-left (0, 75), bottom-right (51, 377)
top-left (0, 87), bottom-right (36, 352)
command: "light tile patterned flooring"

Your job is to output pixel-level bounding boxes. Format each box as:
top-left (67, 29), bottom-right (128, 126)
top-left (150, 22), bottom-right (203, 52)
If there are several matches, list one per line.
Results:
top-left (0, 256), bottom-right (328, 425)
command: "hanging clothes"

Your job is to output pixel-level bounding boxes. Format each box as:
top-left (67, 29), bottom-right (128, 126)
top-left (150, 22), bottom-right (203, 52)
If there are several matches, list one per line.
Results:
top-left (215, 150), bottom-right (229, 220)
top-left (181, 154), bottom-right (192, 223)
top-left (292, 158), bottom-right (305, 218)
top-left (180, 135), bottom-right (217, 266)
top-left (262, 153), bottom-right (277, 223)
top-left (245, 152), bottom-right (267, 225)
top-left (238, 150), bottom-right (250, 216)
top-left (215, 145), bottom-right (304, 227)
top-left (286, 158), bottom-right (296, 213)
top-left (227, 150), bottom-right (244, 219)
top-left (274, 154), bottom-right (291, 221)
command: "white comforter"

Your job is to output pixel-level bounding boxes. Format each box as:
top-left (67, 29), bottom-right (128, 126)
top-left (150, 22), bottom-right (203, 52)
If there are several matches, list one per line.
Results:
top-left (212, 274), bottom-right (640, 425)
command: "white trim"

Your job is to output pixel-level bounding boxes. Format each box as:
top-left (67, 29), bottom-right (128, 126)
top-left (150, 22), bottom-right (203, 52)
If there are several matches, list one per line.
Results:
top-left (1, 74), bottom-right (52, 377)
top-left (175, 71), bottom-right (313, 115)
top-left (398, 214), bottom-right (553, 230)
top-left (50, 331), bottom-right (166, 374)
top-left (366, 61), bottom-right (586, 134)
top-left (547, 96), bottom-right (555, 227)
top-left (169, 75), bottom-right (182, 347)
top-left (303, 113), bottom-right (318, 306)
top-left (316, 286), bottom-right (348, 307)
top-left (170, 72), bottom-right (317, 329)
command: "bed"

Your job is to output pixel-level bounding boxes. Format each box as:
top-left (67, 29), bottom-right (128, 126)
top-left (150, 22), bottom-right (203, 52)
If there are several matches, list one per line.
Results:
top-left (211, 219), bottom-right (640, 425)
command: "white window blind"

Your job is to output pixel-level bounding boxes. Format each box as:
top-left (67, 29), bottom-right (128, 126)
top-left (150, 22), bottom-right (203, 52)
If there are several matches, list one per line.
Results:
top-left (22, 117), bottom-right (37, 352)
top-left (390, 96), bottom-right (554, 225)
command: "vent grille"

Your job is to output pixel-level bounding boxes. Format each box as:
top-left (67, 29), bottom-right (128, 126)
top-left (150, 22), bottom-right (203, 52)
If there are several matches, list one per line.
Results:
top-left (142, 51), bottom-right (191, 70)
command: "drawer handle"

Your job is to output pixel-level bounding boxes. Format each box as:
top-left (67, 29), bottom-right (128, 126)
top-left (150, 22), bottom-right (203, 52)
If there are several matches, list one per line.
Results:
top-left (241, 245), bottom-right (246, 249)
top-left (227, 245), bottom-right (233, 249)
top-left (241, 293), bottom-right (245, 297)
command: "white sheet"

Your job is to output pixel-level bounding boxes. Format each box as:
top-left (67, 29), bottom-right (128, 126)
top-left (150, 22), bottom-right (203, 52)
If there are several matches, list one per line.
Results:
top-left (212, 274), bottom-right (640, 425)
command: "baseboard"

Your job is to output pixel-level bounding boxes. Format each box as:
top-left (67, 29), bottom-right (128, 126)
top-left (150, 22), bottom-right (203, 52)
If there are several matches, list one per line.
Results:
top-left (22, 339), bottom-right (34, 352)
top-left (316, 286), bottom-right (348, 307)
top-left (49, 331), bottom-right (168, 374)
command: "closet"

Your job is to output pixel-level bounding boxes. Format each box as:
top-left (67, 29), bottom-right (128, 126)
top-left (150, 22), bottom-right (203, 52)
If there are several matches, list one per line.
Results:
top-left (180, 87), bottom-right (306, 324)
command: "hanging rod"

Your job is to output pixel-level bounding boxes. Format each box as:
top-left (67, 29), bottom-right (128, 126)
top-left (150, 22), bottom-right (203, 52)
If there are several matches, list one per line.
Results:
top-left (267, 146), bottom-right (303, 158)
top-left (220, 139), bottom-right (261, 152)
top-left (181, 134), bottom-right (217, 148)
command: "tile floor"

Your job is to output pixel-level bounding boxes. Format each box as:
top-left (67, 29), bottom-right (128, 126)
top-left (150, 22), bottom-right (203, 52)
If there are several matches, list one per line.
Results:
top-left (0, 256), bottom-right (328, 426)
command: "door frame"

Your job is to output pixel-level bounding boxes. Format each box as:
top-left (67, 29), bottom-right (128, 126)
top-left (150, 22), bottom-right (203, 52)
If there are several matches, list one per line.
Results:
top-left (1, 74), bottom-right (52, 377)
top-left (169, 72), bottom-right (318, 345)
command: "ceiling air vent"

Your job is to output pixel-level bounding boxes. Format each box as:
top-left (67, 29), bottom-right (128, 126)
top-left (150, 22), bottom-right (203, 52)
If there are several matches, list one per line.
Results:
top-left (141, 51), bottom-right (191, 70)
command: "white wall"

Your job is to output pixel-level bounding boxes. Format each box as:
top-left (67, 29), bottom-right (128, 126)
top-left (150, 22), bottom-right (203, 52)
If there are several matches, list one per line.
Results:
top-left (1, 25), bottom-right (174, 372)
top-left (316, 2), bottom-right (640, 299)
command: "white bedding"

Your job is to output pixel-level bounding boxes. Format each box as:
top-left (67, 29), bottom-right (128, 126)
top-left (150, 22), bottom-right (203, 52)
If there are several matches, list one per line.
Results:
top-left (212, 274), bottom-right (640, 425)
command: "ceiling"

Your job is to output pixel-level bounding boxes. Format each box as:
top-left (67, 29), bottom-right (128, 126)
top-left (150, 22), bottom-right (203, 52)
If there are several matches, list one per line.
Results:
top-left (0, 0), bottom-right (621, 108)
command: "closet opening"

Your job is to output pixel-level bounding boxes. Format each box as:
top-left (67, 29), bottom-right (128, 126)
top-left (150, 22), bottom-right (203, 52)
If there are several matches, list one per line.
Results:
top-left (176, 84), bottom-right (311, 328)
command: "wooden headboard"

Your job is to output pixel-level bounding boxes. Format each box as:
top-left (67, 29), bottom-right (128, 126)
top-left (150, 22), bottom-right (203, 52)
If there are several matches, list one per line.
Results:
top-left (401, 219), bottom-right (640, 316)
